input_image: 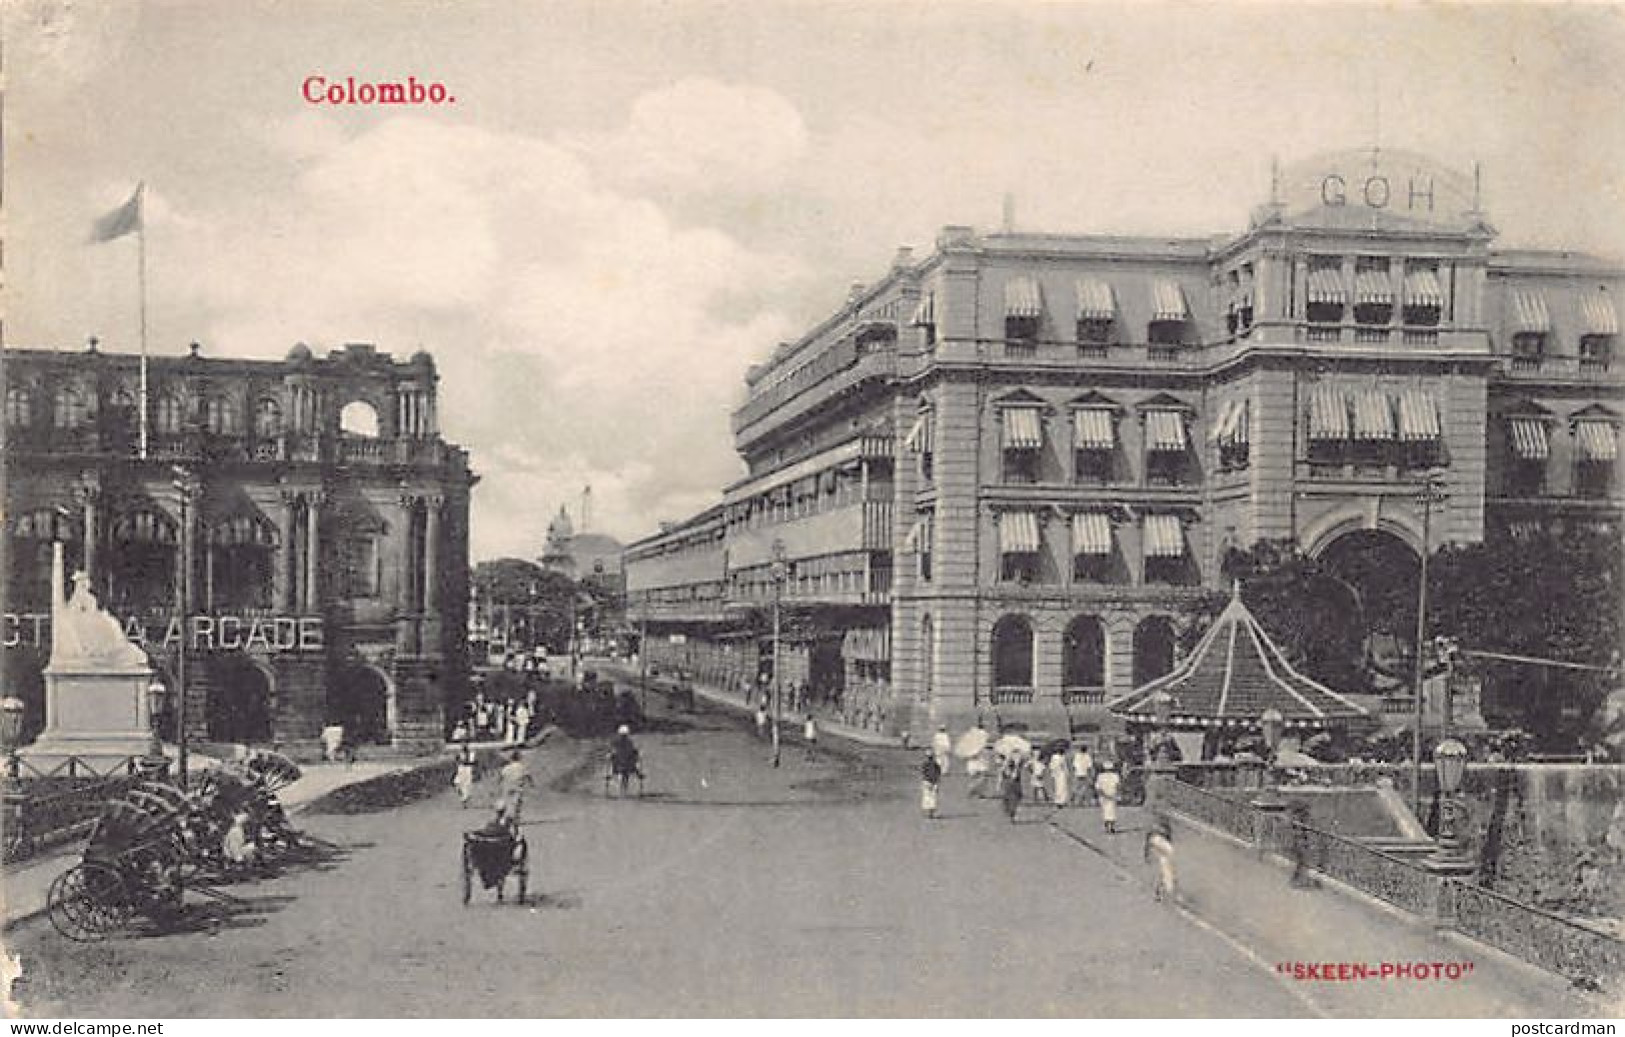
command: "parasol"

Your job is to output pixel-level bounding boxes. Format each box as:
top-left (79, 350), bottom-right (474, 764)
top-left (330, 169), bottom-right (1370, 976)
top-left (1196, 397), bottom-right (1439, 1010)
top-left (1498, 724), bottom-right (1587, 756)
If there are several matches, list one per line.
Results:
top-left (993, 734), bottom-right (1032, 759)
top-left (953, 728), bottom-right (990, 758)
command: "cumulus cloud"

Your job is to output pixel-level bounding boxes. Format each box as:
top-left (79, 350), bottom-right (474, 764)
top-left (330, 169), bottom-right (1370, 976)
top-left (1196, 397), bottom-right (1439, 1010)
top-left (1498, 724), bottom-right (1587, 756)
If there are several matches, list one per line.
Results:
top-left (154, 102), bottom-right (802, 559)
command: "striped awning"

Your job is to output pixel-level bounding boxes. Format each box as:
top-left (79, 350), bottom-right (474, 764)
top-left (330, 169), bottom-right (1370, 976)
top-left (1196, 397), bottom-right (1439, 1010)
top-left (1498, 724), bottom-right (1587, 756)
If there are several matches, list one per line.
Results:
top-left (1150, 281), bottom-right (1188, 322)
top-left (999, 511), bottom-right (1042, 554)
top-left (903, 411), bottom-right (933, 453)
top-left (1145, 410), bottom-right (1187, 452)
top-left (1352, 390), bottom-right (1394, 441)
top-left (911, 293), bottom-right (936, 326)
top-left (1396, 389), bottom-right (1441, 442)
top-left (1511, 290), bottom-right (1552, 334)
top-left (1404, 267), bottom-right (1444, 309)
top-left (1308, 385), bottom-right (1348, 440)
top-left (1575, 420), bottom-right (1619, 462)
top-left (1582, 294), bottom-right (1620, 337)
top-left (1307, 268), bottom-right (1346, 306)
top-left (1076, 279), bottom-right (1117, 321)
top-left (1355, 268), bottom-right (1395, 306)
top-left (1507, 417), bottom-right (1550, 461)
top-left (1005, 277), bottom-right (1043, 319)
top-left (1002, 407), bottom-right (1043, 449)
top-left (1210, 398), bottom-right (1249, 447)
top-left (1143, 514), bottom-right (1185, 558)
top-left (1071, 512), bottom-right (1113, 557)
top-left (1072, 408), bottom-right (1116, 451)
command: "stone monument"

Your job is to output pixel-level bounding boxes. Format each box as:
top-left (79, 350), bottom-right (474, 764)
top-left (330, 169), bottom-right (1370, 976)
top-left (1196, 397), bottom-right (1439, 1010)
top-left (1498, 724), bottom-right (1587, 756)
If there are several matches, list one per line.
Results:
top-left (20, 542), bottom-right (157, 768)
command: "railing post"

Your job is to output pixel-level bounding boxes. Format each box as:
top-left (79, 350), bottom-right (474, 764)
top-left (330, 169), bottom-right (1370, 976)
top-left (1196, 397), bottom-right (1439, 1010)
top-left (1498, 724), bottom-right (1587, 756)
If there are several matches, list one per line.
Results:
top-left (1433, 875), bottom-right (1459, 930)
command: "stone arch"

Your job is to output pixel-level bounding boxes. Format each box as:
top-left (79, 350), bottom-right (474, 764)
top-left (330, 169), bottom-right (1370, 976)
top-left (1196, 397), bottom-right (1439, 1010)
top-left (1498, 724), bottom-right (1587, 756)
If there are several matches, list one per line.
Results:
top-left (331, 664), bottom-right (394, 745)
top-left (991, 613), bottom-right (1035, 690)
top-left (206, 654), bottom-right (274, 745)
top-left (339, 399), bottom-right (380, 438)
top-left (1302, 507), bottom-right (1424, 559)
top-left (1314, 527), bottom-right (1424, 692)
top-left (1062, 614), bottom-right (1107, 691)
top-left (1132, 615), bottom-right (1177, 688)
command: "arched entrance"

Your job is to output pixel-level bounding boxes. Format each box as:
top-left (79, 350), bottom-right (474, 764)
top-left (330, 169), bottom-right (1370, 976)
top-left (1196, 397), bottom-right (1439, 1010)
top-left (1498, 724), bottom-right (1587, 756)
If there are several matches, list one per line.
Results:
top-left (991, 614), bottom-right (1034, 692)
top-left (1062, 615), bottom-right (1106, 693)
top-left (1317, 528), bottom-right (1421, 693)
top-left (1132, 616), bottom-right (1176, 687)
top-left (206, 655), bottom-right (273, 745)
top-left (332, 665), bottom-right (392, 745)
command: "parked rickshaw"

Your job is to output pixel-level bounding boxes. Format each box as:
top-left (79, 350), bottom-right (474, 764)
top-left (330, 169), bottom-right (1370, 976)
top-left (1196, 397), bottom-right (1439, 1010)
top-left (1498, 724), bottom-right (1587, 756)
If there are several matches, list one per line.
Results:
top-left (461, 816), bottom-right (529, 905)
top-left (47, 790), bottom-right (191, 941)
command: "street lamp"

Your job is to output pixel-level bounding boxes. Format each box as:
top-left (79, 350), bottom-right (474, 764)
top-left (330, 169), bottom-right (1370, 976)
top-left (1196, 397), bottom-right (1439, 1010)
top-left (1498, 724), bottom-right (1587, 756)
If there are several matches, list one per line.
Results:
top-left (171, 466), bottom-right (200, 791)
top-left (1411, 470), bottom-right (1448, 820)
top-left (1253, 707), bottom-right (1287, 811)
top-left (0, 696), bottom-right (26, 787)
top-left (1426, 738), bottom-right (1475, 875)
top-left (143, 678), bottom-right (170, 776)
top-left (770, 538), bottom-right (787, 768)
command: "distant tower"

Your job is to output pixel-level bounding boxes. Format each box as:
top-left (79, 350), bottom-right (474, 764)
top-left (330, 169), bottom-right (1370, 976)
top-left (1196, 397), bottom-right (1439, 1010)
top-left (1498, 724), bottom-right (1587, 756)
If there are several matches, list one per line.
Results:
top-left (540, 505), bottom-right (576, 577)
top-left (580, 484), bottom-right (593, 535)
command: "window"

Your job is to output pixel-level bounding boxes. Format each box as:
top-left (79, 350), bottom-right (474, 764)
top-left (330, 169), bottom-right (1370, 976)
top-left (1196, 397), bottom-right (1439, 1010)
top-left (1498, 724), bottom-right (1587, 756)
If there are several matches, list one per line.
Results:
top-left (52, 386), bottom-right (87, 429)
top-left (1062, 616), bottom-right (1106, 699)
top-left (1004, 277), bottom-right (1042, 350)
top-left (342, 536), bottom-right (380, 598)
top-left (1403, 263), bottom-right (1443, 327)
top-left (1512, 332), bottom-right (1547, 365)
top-left (204, 395), bottom-right (240, 435)
top-left (991, 614), bottom-right (1034, 693)
top-left (6, 386), bottom-right (31, 427)
top-left (1509, 290), bottom-right (1551, 368)
top-left (1143, 410), bottom-right (1189, 486)
top-left (254, 398), bottom-right (283, 439)
top-left (156, 394), bottom-right (184, 435)
top-left (1573, 420), bottom-right (1619, 499)
top-left (907, 512), bottom-right (934, 582)
top-left (1581, 335), bottom-right (1614, 371)
top-left (340, 400), bottom-right (380, 437)
top-left (1000, 406), bottom-right (1043, 484)
top-left (1306, 259), bottom-right (1345, 325)
top-left (1353, 257), bottom-right (1393, 327)
top-left (1077, 319), bottom-right (1112, 348)
top-left (998, 510), bottom-right (1043, 583)
top-left (1071, 512), bottom-right (1113, 582)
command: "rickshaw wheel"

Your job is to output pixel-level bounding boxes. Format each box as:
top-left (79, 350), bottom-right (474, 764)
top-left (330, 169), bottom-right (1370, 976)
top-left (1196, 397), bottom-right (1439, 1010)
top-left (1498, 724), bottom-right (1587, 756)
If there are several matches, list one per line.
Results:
top-left (460, 844), bottom-right (473, 906)
top-left (49, 862), bottom-right (131, 942)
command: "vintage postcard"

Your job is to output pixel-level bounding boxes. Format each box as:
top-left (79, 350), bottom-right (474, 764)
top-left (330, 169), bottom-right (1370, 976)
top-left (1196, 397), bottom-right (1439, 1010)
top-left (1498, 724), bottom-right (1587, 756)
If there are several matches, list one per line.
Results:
top-left (1, 0), bottom-right (1622, 1021)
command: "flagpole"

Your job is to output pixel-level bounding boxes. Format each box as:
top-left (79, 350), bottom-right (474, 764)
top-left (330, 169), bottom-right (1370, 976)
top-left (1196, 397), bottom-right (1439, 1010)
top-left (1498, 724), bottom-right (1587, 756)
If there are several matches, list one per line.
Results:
top-left (137, 185), bottom-right (149, 460)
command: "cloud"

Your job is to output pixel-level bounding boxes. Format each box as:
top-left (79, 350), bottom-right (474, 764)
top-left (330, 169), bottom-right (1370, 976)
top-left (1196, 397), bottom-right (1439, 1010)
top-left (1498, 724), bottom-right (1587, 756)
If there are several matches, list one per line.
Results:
top-left (572, 77), bottom-right (809, 195)
top-left (159, 110), bottom-right (794, 559)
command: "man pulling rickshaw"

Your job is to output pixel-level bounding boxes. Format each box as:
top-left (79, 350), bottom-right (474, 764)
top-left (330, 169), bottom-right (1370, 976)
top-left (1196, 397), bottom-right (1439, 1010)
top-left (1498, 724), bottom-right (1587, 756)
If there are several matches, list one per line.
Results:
top-left (606, 724), bottom-right (644, 797)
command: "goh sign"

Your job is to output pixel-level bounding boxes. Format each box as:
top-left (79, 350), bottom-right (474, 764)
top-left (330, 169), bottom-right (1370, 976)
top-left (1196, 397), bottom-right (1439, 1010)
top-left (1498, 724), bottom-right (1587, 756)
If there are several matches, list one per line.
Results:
top-left (1277, 149), bottom-right (1478, 227)
top-left (4, 612), bottom-right (325, 653)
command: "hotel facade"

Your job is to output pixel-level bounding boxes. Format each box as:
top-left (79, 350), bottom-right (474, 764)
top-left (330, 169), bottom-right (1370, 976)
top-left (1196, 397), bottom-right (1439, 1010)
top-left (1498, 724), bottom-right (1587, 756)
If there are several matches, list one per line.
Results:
top-left (1, 341), bottom-right (476, 756)
top-left (624, 149), bottom-right (1623, 741)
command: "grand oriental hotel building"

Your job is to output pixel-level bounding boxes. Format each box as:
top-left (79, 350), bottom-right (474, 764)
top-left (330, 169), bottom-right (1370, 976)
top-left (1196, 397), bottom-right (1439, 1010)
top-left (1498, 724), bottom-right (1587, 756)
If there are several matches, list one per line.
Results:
top-left (624, 149), bottom-right (1624, 743)
top-left (2, 341), bottom-right (475, 756)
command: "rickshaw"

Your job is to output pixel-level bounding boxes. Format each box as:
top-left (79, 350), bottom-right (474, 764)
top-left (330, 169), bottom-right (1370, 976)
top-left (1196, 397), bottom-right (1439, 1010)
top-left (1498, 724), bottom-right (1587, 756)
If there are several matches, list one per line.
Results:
top-left (47, 791), bottom-right (192, 941)
top-left (461, 816), bottom-right (529, 905)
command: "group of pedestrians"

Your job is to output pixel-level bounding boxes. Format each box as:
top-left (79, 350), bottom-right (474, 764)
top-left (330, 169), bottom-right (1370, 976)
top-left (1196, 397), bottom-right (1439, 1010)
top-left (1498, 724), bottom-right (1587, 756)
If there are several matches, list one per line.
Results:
top-left (452, 693), bottom-right (535, 746)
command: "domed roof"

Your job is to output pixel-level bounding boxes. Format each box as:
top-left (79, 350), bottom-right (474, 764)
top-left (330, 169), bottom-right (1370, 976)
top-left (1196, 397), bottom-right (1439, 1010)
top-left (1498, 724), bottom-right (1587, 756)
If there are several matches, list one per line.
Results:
top-left (410, 349), bottom-right (436, 371)
top-left (287, 342), bottom-right (313, 363)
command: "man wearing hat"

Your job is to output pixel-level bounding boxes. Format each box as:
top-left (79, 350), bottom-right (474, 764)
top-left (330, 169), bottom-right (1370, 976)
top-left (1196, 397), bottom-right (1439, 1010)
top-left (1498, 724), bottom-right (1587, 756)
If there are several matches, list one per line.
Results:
top-left (609, 724), bottom-right (643, 796)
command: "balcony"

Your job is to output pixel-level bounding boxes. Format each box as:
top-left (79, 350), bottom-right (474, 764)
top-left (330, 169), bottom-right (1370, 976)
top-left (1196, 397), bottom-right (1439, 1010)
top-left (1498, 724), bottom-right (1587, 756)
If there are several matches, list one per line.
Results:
top-left (734, 340), bottom-right (896, 437)
top-left (1496, 354), bottom-right (1625, 384)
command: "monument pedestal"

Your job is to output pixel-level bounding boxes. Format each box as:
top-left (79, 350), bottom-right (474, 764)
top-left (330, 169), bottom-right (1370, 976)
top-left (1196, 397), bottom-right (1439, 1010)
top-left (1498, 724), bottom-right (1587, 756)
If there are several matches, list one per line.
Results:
top-left (21, 667), bottom-right (157, 771)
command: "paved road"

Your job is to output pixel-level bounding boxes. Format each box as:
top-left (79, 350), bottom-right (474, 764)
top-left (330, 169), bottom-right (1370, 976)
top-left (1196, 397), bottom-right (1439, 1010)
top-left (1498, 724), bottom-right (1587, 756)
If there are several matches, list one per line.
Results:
top-left (7, 701), bottom-right (1302, 1017)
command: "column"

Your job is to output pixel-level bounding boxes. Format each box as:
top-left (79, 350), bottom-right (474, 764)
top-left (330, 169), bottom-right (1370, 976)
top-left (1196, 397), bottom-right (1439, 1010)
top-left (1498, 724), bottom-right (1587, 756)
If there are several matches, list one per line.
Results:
top-left (78, 478), bottom-right (100, 588)
top-left (278, 494), bottom-right (297, 610)
top-left (424, 495), bottom-right (442, 610)
top-left (398, 495), bottom-right (419, 611)
top-left (304, 494), bottom-right (321, 611)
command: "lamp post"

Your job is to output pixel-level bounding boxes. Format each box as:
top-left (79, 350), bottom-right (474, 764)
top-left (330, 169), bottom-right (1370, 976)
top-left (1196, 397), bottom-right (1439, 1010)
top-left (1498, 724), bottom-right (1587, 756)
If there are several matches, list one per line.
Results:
top-left (770, 538), bottom-right (787, 768)
top-left (143, 678), bottom-right (170, 776)
top-left (1253, 707), bottom-right (1287, 811)
top-left (1411, 470), bottom-right (1448, 820)
top-left (1425, 738), bottom-right (1475, 875)
top-left (1147, 688), bottom-right (1176, 809)
top-left (0, 696), bottom-right (25, 789)
top-left (172, 466), bottom-right (199, 791)
top-left (639, 609), bottom-right (649, 713)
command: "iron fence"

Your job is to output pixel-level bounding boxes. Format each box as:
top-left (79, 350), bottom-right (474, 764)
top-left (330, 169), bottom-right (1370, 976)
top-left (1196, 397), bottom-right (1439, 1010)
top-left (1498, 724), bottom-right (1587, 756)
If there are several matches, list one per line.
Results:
top-left (3, 767), bottom-right (148, 864)
top-left (1447, 879), bottom-right (1623, 991)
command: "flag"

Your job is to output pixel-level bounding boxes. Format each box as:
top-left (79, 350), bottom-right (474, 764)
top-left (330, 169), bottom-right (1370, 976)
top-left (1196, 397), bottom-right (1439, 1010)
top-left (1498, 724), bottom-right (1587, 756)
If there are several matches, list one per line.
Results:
top-left (89, 183), bottom-right (143, 243)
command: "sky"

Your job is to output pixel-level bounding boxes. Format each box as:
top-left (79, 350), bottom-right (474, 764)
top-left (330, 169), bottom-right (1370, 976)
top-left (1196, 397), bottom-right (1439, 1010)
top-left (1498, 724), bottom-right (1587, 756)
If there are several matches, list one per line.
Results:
top-left (6, 0), bottom-right (1625, 561)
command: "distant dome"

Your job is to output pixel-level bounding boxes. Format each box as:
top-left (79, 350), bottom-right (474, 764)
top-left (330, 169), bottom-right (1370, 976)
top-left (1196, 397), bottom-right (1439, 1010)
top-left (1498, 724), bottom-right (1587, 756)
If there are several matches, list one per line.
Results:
top-left (287, 342), bottom-right (313, 363)
top-left (410, 349), bottom-right (436, 371)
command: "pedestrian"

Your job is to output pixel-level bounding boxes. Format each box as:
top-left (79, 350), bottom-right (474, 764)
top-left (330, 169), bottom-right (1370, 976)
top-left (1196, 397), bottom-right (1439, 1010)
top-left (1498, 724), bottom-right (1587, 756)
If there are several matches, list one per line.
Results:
top-left (965, 745), bottom-right (991, 799)
top-left (755, 702), bottom-right (769, 739)
top-left (453, 742), bottom-right (478, 807)
top-left (222, 810), bottom-right (258, 872)
top-left (920, 751), bottom-right (943, 819)
top-left (451, 719), bottom-right (469, 744)
top-left (1074, 744), bottom-right (1096, 805)
top-left (1028, 752), bottom-right (1049, 804)
top-left (505, 699), bottom-right (521, 745)
top-left (1145, 814), bottom-right (1177, 902)
top-left (496, 748), bottom-right (531, 825)
top-left (1095, 761), bottom-right (1121, 834)
top-left (1051, 747), bottom-right (1071, 808)
top-left (321, 723), bottom-right (344, 763)
top-left (803, 713), bottom-right (818, 758)
top-left (1000, 758), bottom-right (1023, 824)
top-left (514, 701), bottom-right (532, 745)
top-left (932, 725), bottom-right (952, 777)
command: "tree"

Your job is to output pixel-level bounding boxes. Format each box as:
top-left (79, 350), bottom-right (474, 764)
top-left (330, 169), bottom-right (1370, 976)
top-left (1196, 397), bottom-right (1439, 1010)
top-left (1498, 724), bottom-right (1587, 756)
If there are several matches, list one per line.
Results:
top-left (1427, 526), bottom-right (1623, 749)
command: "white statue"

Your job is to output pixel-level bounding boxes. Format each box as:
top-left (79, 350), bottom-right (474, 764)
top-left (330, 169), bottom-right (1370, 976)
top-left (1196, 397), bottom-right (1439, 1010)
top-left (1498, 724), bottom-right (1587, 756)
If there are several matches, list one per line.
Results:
top-left (49, 570), bottom-right (149, 671)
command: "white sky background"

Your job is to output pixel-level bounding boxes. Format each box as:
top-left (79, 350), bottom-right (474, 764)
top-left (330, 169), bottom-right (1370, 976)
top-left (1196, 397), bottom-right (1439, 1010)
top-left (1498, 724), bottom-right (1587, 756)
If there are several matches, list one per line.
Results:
top-left (6, 0), bottom-right (1624, 561)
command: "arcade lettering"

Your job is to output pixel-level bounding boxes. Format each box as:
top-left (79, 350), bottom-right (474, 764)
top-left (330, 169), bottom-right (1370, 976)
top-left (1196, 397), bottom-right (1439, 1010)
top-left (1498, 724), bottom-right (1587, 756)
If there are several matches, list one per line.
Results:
top-left (1320, 173), bottom-right (1434, 212)
top-left (2, 613), bottom-right (324, 653)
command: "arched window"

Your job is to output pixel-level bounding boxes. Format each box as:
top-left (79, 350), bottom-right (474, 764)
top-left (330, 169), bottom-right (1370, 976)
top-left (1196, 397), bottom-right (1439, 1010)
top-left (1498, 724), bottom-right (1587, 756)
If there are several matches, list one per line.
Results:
top-left (340, 400), bottom-right (379, 437)
top-left (1062, 615), bottom-right (1106, 694)
top-left (6, 386), bottom-right (32, 427)
top-left (205, 395), bottom-right (240, 435)
top-left (920, 613), bottom-right (935, 702)
top-left (991, 614), bottom-right (1034, 692)
top-left (254, 397), bottom-right (283, 439)
top-left (52, 386), bottom-right (87, 429)
top-left (155, 394), bottom-right (184, 435)
top-left (1133, 616), bottom-right (1177, 688)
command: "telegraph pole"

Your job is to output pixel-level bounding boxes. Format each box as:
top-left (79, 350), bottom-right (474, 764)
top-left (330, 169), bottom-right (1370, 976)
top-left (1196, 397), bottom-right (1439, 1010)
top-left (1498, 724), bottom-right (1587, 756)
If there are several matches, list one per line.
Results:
top-left (1411, 471), bottom-right (1447, 820)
